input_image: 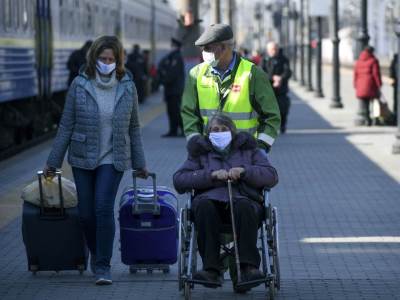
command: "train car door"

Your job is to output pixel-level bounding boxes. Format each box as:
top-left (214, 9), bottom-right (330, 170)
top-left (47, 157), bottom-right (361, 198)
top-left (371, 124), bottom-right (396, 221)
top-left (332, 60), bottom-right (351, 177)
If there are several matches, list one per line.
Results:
top-left (35, 0), bottom-right (53, 100)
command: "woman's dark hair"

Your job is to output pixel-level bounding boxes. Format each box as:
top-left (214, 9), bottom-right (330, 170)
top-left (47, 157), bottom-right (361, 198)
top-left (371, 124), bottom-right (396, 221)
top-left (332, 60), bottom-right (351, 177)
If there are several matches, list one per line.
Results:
top-left (85, 35), bottom-right (125, 80)
top-left (206, 113), bottom-right (237, 135)
top-left (364, 45), bottom-right (375, 53)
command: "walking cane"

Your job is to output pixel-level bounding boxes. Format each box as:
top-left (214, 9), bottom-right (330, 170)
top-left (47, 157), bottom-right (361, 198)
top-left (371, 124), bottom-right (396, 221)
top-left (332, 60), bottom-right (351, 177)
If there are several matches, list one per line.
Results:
top-left (227, 179), bottom-right (242, 284)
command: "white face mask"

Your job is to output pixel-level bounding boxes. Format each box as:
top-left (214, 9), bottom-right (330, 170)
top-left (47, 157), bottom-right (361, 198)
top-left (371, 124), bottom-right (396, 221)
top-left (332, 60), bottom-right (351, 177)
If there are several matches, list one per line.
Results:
top-left (202, 50), bottom-right (219, 68)
top-left (209, 131), bottom-right (232, 150)
top-left (96, 60), bottom-right (116, 75)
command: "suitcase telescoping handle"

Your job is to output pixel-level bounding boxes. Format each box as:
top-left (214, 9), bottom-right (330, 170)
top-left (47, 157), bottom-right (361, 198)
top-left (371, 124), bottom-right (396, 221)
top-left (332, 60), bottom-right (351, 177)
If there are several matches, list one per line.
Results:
top-left (37, 170), bottom-right (65, 218)
top-left (132, 170), bottom-right (160, 216)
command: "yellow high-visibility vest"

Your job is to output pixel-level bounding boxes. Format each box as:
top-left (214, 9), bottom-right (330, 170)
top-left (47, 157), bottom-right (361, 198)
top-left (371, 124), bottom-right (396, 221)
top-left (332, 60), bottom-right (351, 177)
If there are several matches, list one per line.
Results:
top-left (196, 58), bottom-right (258, 134)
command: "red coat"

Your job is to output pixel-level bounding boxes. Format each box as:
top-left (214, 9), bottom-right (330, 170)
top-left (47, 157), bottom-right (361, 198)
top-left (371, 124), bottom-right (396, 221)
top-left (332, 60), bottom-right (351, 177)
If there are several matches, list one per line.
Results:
top-left (353, 50), bottom-right (382, 99)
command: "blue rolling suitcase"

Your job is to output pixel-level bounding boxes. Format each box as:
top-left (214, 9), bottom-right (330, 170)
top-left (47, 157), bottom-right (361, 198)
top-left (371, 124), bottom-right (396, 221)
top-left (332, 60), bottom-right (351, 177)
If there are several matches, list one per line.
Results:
top-left (119, 171), bottom-right (178, 273)
top-left (21, 171), bottom-right (88, 274)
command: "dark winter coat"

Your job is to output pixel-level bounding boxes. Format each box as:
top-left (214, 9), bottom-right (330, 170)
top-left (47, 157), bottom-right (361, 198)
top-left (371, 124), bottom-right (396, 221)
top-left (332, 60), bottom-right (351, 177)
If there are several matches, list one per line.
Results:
top-left (126, 51), bottom-right (147, 82)
top-left (173, 132), bottom-right (278, 203)
top-left (67, 49), bottom-right (87, 85)
top-left (390, 54), bottom-right (398, 86)
top-left (262, 52), bottom-right (292, 96)
top-left (158, 49), bottom-right (185, 96)
top-left (353, 50), bottom-right (382, 99)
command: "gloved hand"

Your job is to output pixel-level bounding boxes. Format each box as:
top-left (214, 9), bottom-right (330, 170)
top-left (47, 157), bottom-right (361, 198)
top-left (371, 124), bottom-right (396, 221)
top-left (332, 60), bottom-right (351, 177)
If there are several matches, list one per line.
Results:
top-left (228, 167), bottom-right (245, 181)
top-left (211, 169), bottom-right (229, 181)
top-left (257, 140), bottom-right (271, 154)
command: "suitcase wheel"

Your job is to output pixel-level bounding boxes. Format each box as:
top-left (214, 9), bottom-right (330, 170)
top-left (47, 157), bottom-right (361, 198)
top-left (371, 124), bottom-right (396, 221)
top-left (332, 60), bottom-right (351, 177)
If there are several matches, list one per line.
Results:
top-left (163, 268), bottom-right (170, 274)
top-left (29, 264), bottom-right (39, 275)
top-left (129, 266), bottom-right (137, 274)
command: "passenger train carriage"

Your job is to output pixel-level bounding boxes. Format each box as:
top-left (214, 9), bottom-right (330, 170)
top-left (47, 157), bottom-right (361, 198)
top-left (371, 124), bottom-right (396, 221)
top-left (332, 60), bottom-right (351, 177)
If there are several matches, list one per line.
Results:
top-left (0, 0), bottom-right (176, 157)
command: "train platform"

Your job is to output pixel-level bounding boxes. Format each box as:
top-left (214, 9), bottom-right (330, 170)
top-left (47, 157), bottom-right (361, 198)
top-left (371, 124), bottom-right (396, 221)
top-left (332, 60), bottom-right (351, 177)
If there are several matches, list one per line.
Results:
top-left (0, 64), bottom-right (400, 299)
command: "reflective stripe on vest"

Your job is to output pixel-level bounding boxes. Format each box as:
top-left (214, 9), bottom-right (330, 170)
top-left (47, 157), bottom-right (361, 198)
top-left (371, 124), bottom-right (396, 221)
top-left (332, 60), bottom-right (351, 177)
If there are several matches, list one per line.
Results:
top-left (196, 58), bottom-right (258, 134)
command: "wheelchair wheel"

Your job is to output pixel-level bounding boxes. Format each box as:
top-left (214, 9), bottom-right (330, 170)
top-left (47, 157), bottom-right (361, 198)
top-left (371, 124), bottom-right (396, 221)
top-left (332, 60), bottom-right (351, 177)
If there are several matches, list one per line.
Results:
top-left (268, 278), bottom-right (276, 300)
top-left (272, 207), bottom-right (281, 290)
top-left (184, 282), bottom-right (191, 300)
top-left (178, 208), bottom-right (188, 291)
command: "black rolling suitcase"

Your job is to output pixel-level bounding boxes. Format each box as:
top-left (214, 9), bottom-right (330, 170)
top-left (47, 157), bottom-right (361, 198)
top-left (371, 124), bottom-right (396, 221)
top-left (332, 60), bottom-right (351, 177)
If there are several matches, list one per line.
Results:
top-left (21, 171), bottom-right (88, 274)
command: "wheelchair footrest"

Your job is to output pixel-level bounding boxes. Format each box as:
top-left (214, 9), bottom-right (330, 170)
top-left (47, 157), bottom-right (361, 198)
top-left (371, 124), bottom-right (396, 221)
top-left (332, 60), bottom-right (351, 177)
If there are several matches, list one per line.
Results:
top-left (187, 278), bottom-right (222, 288)
top-left (235, 277), bottom-right (267, 290)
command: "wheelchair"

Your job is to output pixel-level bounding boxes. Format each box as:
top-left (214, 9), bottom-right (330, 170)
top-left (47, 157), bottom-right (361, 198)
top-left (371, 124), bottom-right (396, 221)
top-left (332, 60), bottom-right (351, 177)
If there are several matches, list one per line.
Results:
top-left (177, 182), bottom-right (280, 299)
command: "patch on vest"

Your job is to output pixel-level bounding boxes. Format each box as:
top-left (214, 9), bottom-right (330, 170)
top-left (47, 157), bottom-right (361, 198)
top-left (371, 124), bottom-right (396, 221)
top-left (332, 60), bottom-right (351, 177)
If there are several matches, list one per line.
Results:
top-left (232, 84), bottom-right (241, 92)
top-left (201, 77), bottom-right (214, 87)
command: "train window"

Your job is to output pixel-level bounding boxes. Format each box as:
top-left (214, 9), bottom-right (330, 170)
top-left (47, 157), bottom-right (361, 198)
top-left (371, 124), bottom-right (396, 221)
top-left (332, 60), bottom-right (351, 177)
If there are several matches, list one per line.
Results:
top-left (3, 0), bottom-right (12, 31)
top-left (85, 3), bottom-right (93, 35)
top-left (69, 8), bottom-right (75, 36)
top-left (11, 0), bottom-right (19, 31)
top-left (0, 0), bottom-right (3, 32)
top-left (61, 0), bottom-right (70, 36)
top-left (60, 4), bottom-right (66, 35)
top-left (127, 15), bottom-right (135, 39)
top-left (21, 0), bottom-right (29, 32)
top-left (102, 7), bottom-right (108, 34)
top-left (28, 0), bottom-right (34, 32)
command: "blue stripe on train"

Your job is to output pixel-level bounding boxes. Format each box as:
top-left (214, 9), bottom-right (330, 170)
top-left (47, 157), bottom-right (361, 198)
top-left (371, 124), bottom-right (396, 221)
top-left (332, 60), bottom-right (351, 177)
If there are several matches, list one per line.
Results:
top-left (52, 48), bottom-right (74, 93)
top-left (0, 47), bottom-right (38, 102)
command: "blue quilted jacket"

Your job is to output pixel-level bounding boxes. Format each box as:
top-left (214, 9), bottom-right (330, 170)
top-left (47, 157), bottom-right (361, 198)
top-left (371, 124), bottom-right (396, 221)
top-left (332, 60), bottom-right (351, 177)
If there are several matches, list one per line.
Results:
top-left (47, 72), bottom-right (146, 171)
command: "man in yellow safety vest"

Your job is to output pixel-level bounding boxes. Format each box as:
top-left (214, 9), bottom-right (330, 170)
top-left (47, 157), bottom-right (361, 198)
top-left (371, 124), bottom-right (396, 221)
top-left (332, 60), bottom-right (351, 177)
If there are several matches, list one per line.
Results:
top-left (181, 23), bottom-right (281, 153)
top-left (180, 23), bottom-right (281, 293)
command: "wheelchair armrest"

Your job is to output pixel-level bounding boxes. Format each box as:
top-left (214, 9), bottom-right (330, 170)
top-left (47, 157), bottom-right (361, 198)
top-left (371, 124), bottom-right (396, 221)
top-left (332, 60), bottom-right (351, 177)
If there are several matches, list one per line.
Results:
top-left (262, 188), bottom-right (271, 207)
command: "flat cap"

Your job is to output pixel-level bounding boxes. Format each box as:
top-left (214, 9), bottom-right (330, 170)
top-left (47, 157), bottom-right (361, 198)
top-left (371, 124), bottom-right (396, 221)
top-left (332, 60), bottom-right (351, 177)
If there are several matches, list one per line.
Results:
top-left (195, 24), bottom-right (233, 47)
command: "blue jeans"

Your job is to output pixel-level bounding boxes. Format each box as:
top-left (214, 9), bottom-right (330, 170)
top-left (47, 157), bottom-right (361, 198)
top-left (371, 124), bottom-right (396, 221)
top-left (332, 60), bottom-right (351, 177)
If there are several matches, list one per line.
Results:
top-left (72, 164), bottom-right (123, 270)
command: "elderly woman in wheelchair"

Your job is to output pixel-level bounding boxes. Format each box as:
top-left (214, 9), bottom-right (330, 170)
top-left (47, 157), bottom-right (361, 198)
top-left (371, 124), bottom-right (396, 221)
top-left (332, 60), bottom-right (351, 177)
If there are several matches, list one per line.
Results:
top-left (173, 113), bottom-right (279, 294)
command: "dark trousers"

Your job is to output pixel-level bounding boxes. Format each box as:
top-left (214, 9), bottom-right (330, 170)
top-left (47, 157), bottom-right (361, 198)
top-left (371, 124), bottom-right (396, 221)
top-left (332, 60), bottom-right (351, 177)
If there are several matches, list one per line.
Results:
top-left (394, 85), bottom-right (398, 124)
top-left (277, 94), bottom-right (290, 131)
top-left (72, 164), bottom-right (123, 270)
top-left (165, 93), bottom-right (183, 134)
top-left (136, 79), bottom-right (146, 103)
top-left (192, 198), bottom-right (262, 272)
top-left (357, 98), bottom-right (372, 125)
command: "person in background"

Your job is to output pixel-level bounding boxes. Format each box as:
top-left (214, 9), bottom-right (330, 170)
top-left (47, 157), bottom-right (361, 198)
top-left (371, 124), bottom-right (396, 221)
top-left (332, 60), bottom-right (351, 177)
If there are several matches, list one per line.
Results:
top-left (262, 42), bottom-right (292, 133)
top-left (353, 46), bottom-right (382, 126)
top-left (158, 37), bottom-right (185, 137)
top-left (44, 36), bottom-right (148, 285)
top-left (238, 47), bottom-right (250, 61)
top-left (126, 44), bottom-right (147, 103)
top-left (67, 40), bottom-right (93, 85)
top-left (389, 53), bottom-right (398, 125)
top-left (142, 49), bottom-right (151, 96)
top-left (251, 50), bottom-right (262, 66)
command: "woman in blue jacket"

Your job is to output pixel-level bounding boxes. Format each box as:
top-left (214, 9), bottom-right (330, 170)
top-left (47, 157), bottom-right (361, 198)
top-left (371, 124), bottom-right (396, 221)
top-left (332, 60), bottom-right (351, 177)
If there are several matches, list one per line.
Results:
top-left (44, 35), bottom-right (148, 285)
